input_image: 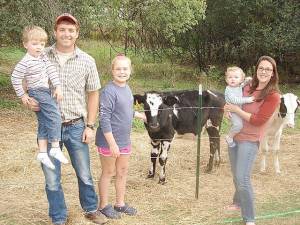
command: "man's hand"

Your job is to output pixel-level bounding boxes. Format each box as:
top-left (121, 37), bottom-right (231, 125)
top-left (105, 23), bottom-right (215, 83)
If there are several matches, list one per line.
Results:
top-left (24, 96), bottom-right (40, 111)
top-left (82, 127), bottom-right (94, 144)
top-left (21, 94), bottom-right (31, 105)
top-left (53, 86), bottom-right (63, 101)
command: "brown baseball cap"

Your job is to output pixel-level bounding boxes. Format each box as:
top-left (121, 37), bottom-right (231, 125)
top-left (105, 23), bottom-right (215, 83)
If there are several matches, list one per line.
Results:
top-left (55, 13), bottom-right (79, 29)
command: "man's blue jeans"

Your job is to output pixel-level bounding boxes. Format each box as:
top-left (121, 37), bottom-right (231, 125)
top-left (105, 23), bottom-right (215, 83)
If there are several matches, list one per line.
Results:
top-left (228, 140), bottom-right (259, 223)
top-left (42, 120), bottom-right (98, 224)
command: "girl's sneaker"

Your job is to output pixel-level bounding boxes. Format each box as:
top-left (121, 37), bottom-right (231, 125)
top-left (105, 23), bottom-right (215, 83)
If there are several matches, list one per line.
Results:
top-left (114, 203), bottom-right (137, 216)
top-left (49, 147), bottom-right (69, 164)
top-left (37, 152), bottom-right (55, 169)
top-left (100, 204), bottom-right (121, 219)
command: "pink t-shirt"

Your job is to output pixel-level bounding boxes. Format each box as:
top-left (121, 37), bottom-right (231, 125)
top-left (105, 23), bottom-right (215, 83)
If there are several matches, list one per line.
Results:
top-left (235, 85), bottom-right (280, 142)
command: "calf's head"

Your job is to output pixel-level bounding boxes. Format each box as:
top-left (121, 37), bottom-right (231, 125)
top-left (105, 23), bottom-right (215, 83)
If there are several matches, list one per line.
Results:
top-left (279, 93), bottom-right (299, 128)
top-left (134, 92), bottom-right (175, 132)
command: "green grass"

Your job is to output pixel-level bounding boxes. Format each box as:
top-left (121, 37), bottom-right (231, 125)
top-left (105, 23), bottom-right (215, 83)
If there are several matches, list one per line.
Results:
top-left (0, 46), bottom-right (25, 63)
top-left (0, 99), bottom-right (20, 109)
top-left (0, 72), bottom-right (10, 87)
top-left (222, 191), bottom-right (300, 224)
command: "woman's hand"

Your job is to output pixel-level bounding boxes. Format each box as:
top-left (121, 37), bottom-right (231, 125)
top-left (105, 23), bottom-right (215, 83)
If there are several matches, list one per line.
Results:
top-left (224, 103), bottom-right (252, 122)
top-left (224, 103), bottom-right (240, 113)
top-left (224, 103), bottom-right (240, 119)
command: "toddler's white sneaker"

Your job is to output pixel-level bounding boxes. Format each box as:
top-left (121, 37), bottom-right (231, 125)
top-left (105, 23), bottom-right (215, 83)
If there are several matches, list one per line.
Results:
top-left (37, 152), bottom-right (55, 170)
top-left (49, 147), bottom-right (69, 164)
top-left (225, 135), bottom-right (236, 148)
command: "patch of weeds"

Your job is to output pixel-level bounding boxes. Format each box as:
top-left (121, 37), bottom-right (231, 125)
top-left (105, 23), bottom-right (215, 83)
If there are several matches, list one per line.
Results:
top-left (0, 99), bottom-right (20, 109)
top-left (132, 119), bottom-right (145, 132)
top-left (0, 73), bottom-right (10, 88)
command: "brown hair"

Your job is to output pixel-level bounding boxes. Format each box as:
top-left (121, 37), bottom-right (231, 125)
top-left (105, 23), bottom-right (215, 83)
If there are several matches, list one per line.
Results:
top-left (22, 25), bottom-right (48, 43)
top-left (249, 55), bottom-right (280, 99)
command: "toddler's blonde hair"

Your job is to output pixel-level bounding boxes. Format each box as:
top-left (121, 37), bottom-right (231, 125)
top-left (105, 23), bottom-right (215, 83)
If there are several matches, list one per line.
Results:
top-left (225, 66), bottom-right (245, 80)
top-left (22, 25), bottom-right (48, 44)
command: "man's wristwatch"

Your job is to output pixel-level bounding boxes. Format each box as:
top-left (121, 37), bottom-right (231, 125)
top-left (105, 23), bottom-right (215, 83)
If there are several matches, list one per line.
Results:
top-left (86, 124), bottom-right (95, 130)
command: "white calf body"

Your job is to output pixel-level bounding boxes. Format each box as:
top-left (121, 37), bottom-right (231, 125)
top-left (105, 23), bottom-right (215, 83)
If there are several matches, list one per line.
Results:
top-left (260, 93), bottom-right (299, 173)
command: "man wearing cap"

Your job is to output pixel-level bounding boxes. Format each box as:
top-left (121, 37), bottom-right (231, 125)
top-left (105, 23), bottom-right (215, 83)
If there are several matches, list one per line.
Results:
top-left (28, 13), bottom-right (108, 225)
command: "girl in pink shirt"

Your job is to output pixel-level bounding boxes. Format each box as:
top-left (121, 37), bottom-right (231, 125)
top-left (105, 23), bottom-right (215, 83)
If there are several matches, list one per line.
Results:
top-left (224, 56), bottom-right (280, 225)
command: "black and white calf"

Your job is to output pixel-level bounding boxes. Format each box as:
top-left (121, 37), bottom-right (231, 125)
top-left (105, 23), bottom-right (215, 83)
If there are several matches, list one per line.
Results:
top-left (134, 90), bottom-right (225, 184)
top-left (260, 93), bottom-right (299, 173)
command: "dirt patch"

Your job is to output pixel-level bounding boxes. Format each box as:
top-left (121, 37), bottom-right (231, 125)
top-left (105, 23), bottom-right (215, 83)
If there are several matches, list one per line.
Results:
top-left (0, 109), bottom-right (300, 225)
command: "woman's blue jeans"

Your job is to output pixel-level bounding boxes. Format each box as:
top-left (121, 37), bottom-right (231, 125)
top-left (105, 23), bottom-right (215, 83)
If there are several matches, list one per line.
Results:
top-left (42, 120), bottom-right (98, 224)
top-left (228, 140), bottom-right (259, 223)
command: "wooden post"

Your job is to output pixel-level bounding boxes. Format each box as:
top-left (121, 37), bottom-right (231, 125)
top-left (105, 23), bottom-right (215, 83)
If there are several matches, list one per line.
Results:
top-left (195, 84), bottom-right (202, 199)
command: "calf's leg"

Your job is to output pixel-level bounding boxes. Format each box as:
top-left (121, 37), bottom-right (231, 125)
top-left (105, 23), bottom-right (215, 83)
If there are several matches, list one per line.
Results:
top-left (272, 131), bottom-right (282, 174)
top-left (158, 141), bottom-right (171, 184)
top-left (148, 141), bottom-right (160, 178)
top-left (260, 136), bottom-right (269, 173)
top-left (205, 126), bottom-right (220, 172)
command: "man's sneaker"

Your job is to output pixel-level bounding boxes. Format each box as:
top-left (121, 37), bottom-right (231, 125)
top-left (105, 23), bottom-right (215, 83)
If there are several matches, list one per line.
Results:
top-left (85, 210), bottom-right (108, 224)
top-left (37, 152), bottom-right (55, 170)
top-left (114, 203), bottom-right (137, 216)
top-left (225, 136), bottom-right (236, 148)
top-left (49, 147), bottom-right (69, 164)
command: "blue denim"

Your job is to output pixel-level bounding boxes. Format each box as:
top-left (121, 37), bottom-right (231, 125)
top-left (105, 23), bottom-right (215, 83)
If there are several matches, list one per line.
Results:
top-left (228, 140), bottom-right (259, 223)
top-left (42, 120), bottom-right (98, 224)
top-left (28, 87), bottom-right (61, 142)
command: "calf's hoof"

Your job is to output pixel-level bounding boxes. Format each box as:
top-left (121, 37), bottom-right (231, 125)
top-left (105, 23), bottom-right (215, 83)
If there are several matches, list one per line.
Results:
top-left (147, 173), bottom-right (155, 179)
top-left (158, 178), bottom-right (166, 185)
top-left (205, 165), bottom-right (213, 173)
top-left (260, 169), bottom-right (266, 173)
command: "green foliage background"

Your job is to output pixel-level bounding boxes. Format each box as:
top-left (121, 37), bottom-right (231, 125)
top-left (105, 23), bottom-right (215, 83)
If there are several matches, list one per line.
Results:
top-left (0, 0), bottom-right (299, 82)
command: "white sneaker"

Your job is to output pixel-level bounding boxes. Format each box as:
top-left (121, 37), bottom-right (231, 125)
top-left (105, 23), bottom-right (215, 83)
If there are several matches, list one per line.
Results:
top-left (49, 147), bottom-right (69, 164)
top-left (225, 136), bottom-right (236, 148)
top-left (37, 153), bottom-right (55, 170)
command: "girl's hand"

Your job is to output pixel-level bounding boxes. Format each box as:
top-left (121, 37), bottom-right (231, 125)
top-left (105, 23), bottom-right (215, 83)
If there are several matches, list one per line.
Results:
top-left (110, 144), bottom-right (120, 158)
top-left (135, 111), bottom-right (147, 123)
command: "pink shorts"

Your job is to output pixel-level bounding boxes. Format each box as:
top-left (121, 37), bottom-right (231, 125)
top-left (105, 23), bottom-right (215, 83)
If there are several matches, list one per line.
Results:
top-left (97, 145), bottom-right (131, 157)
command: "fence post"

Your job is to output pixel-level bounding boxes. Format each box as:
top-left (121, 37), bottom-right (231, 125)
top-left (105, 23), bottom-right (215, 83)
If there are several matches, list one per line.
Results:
top-left (195, 84), bottom-right (202, 199)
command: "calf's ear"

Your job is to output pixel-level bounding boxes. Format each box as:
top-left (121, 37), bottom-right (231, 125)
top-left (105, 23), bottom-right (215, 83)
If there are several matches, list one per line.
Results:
top-left (133, 94), bottom-right (145, 105)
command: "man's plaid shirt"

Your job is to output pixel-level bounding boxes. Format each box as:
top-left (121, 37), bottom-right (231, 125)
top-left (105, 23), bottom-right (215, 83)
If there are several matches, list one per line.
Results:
top-left (45, 44), bottom-right (101, 121)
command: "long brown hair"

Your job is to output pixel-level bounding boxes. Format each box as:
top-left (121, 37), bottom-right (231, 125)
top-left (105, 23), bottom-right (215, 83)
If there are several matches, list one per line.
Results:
top-left (249, 55), bottom-right (280, 99)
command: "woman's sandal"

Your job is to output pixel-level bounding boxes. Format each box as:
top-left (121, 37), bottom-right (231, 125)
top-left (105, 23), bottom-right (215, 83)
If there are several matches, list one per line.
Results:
top-left (114, 203), bottom-right (137, 216)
